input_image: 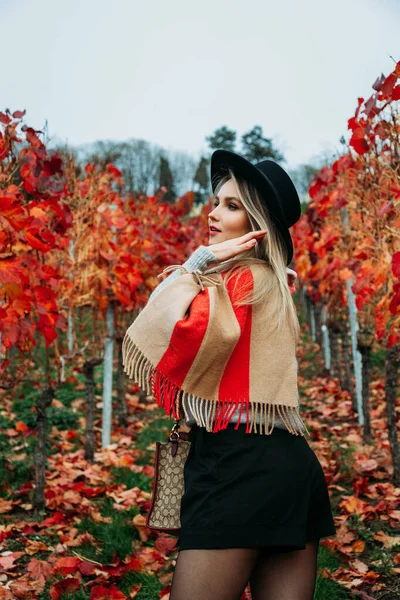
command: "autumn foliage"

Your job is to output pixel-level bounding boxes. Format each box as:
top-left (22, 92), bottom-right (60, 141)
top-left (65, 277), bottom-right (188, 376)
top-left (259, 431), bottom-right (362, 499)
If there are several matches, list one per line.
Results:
top-left (1, 61), bottom-right (400, 599)
top-left (292, 60), bottom-right (400, 349)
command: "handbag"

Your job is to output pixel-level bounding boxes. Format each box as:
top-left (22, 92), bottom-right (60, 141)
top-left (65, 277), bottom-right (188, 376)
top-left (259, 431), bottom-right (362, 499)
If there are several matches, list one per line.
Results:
top-left (146, 411), bottom-right (192, 535)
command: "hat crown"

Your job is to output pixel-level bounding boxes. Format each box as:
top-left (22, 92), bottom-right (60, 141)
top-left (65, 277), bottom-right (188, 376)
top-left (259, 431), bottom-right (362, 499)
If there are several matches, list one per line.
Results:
top-left (253, 159), bottom-right (301, 228)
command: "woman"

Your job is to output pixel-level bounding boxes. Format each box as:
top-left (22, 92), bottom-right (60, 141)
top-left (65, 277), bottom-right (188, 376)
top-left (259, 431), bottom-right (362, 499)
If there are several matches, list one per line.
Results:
top-left (123, 150), bottom-right (336, 600)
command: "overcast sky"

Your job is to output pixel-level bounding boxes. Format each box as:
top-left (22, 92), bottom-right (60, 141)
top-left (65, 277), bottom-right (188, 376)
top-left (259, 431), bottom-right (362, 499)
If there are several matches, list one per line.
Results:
top-left (1, 0), bottom-right (399, 170)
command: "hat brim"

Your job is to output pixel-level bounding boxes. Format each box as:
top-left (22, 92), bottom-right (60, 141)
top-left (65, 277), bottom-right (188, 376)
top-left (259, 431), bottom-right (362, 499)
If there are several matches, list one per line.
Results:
top-left (210, 150), bottom-right (294, 265)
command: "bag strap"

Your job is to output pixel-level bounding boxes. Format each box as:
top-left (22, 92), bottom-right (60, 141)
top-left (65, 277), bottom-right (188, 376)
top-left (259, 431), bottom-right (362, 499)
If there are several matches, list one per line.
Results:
top-left (168, 393), bottom-right (191, 456)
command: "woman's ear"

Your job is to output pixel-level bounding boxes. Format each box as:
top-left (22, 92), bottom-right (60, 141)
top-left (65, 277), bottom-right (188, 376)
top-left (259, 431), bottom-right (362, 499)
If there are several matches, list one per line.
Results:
top-left (286, 267), bottom-right (297, 295)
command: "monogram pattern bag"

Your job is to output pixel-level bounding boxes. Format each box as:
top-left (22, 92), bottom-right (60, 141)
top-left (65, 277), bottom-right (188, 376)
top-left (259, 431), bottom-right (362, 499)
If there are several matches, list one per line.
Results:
top-left (146, 418), bottom-right (192, 535)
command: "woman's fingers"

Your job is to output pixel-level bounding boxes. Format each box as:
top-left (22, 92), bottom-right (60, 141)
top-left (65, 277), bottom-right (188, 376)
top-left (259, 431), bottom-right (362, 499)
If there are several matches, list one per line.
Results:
top-left (230, 230), bottom-right (267, 256)
top-left (231, 240), bottom-right (255, 255)
top-left (208, 230), bottom-right (268, 262)
top-left (243, 230), bottom-right (267, 247)
top-left (220, 230), bottom-right (267, 249)
top-left (240, 229), bottom-right (267, 243)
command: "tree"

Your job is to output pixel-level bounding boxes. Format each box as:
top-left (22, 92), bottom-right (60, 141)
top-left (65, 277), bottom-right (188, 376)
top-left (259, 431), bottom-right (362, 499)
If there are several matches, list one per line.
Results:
top-left (241, 125), bottom-right (285, 163)
top-left (82, 139), bottom-right (124, 170)
top-left (75, 139), bottom-right (163, 197)
top-left (206, 126), bottom-right (237, 152)
top-left (288, 149), bottom-right (344, 202)
top-left (167, 150), bottom-right (198, 198)
top-left (158, 154), bottom-right (176, 203)
top-left (193, 156), bottom-right (210, 205)
top-left (288, 164), bottom-right (321, 200)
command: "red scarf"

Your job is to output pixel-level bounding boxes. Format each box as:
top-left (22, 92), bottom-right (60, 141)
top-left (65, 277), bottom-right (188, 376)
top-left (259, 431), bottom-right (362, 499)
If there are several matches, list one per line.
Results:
top-left (122, 263), bottom-right (309, 436)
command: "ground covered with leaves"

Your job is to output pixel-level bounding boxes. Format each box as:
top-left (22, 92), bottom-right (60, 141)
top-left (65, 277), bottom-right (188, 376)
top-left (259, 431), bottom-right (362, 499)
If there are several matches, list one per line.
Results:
top-left (0, 312), bottom-right (399, 599)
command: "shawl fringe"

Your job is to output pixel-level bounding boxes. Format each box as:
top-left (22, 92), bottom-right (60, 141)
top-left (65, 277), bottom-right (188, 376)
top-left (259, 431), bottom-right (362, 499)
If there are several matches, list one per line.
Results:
top-left (122, 335), bottom-right (310, 437)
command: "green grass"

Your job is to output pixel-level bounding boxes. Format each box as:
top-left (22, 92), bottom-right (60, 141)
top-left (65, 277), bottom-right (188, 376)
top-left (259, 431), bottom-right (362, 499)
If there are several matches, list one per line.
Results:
top-left (369, 347), bottom-right (386, 369)
top-left (76, 497), bottom-right (140, 563)
top-left (134, 412), bottom-right (171, 465)
top-left (118, 571), bottom-right (164, 599)
top-left (37, 573), bottom-right (164, 600)
top-left (111, 466), bottom-right (153, 493)
top-left (8, 301), bottom-right (392, 599)
top-left (53, 382), bottom-right (87, 408)
top-left (314, 575), bottom-right (349, 600)
top-left (0, 378), bottom-right (89, 499)
top-left (0, 454), bottom-right (33, 494)
top-left (12, 387), bottom-right (80, 431)
top-left (314, 543), bottom-right (356, 598)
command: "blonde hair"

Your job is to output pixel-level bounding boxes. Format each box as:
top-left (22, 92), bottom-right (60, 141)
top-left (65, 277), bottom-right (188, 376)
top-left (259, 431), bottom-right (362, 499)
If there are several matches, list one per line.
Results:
top-left (205, 168), bottom-right (300, 343)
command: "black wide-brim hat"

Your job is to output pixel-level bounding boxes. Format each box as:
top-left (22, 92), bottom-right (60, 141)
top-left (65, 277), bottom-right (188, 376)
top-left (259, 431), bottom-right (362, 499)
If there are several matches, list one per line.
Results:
top-left (210, 149), bottom-right (301, 265)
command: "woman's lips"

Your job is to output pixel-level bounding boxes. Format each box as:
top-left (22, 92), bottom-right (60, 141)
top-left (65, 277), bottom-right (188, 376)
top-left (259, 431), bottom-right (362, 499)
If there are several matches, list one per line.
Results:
top-left (209, 228), bottom-right (221, 235)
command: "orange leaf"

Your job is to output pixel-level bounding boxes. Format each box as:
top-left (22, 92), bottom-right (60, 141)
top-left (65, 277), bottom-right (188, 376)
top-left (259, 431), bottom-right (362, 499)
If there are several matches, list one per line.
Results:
top-left (338, 268), bottom-right (354, 281)
top-left (25, 540), bottom-right (49, 555)
top-left (15, 420), bottom-right (30, 433)
top-left (0, 498), bottom-right (15, 514)
top-left (352, 540), bottom-right (365, 553)
top-left (129, 584), bottom-right (142, 598)
top-left (374, 530), bottom-right (400, 549)
top-left (339, 496), bottom-right (368, 515)
top-left (132, 514), bottom-right (149, 542)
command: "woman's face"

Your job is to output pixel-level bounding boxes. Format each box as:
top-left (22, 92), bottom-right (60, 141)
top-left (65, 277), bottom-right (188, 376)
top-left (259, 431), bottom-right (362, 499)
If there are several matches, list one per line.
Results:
top-left (208, 179), bottom-right (252, 245)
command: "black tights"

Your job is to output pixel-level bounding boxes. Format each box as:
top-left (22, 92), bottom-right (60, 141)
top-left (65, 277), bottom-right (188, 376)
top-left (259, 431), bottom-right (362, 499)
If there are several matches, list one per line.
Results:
top-left (170, 539), bottom-right (320, 600)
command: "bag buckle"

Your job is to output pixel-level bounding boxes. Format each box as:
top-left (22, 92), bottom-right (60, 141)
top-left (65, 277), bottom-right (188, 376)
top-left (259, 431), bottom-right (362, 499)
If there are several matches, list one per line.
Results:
top-left (169, 420), bottom-right (181, 457)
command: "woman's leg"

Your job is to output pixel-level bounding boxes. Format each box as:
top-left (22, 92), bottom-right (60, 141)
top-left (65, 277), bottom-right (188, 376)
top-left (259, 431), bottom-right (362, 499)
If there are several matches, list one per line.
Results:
top-left (170, 547), bottom-right (260, 600)
top-left (249, 539), bottom-right (320, 600)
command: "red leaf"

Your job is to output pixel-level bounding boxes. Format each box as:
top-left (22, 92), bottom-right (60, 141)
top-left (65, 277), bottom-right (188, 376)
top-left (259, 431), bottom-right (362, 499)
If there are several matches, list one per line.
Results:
top-left (377, 200), bottom-right (394, 217)
top-left (89, 585), bottom-right (127, 599)
top-left (12, 110), bottom-right (26, 119)
top-left (78, 559), bottom-right (97, 576)
top-left (392, 85), bottom-right (400, 101)
top-left (349, 125), bottom-right (369, 154)
top-left (0, 552), bottom-right (24, 573)
top-left (52, 556), bottom-right (81, 576)
top-left (108, 164), bottom-right (122, 178)
top-left (49, 578), bottom-right (81, 600)
top-left (381, 72), bottom-right (397, 97)
top-left (43, 155), bottom-right (63, 176)
top-left (388, 332), bottom-right (400, 348)
top-left (25, 127), bottom-right (43, 150)
top-left (0, 112), bottom-right (11, 125)
top-left (24, 228), bottom-right (55, 253)
top-left (27, 557), bottom-right (52, 584)
top-left (41, 510), bottom-right (64, 526)
top-left (155, 536), bottom-right (177, 555)
top-left (392, 252), bottom-right (400, 279)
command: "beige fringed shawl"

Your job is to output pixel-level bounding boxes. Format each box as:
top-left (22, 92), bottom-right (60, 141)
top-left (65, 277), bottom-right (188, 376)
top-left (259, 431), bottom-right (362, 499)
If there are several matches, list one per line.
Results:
top-left (122, 262), bottom-right (310, 437)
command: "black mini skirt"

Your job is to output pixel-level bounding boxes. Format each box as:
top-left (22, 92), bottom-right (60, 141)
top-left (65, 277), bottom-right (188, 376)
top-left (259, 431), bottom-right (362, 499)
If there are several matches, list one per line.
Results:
top-left (177, 422), bottom-right (336, 551)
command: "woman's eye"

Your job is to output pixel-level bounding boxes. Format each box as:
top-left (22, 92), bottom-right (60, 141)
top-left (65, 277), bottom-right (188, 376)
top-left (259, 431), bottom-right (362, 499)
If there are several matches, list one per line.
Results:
top-left (212, 201), bottom-right (237, 210)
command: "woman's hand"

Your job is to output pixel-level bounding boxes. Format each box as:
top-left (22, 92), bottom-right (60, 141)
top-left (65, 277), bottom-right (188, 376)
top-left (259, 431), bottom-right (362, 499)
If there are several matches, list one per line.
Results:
top-left (207, 231), bottom-right (298, 294)
top-left (207, 230), bottom-right (268, 263)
